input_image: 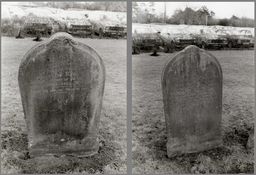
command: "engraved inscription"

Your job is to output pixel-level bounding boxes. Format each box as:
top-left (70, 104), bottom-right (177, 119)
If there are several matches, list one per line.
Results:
top-left (162, 45), bottom-right (222, 157)
top-left (18, 33), bottom-right (105, 157)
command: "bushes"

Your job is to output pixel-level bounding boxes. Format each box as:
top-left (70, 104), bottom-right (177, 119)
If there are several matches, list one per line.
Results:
top-left (132, 3), bottom-right (254, 27)
top-left (1, 16), bottom-right (25, 37)
top-left (1, 16), bottom-right (67, 37)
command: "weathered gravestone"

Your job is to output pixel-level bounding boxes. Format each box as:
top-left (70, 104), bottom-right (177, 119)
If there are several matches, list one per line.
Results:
top-left (18, 32), bottom-right (105, 157)
top-left (162, 45), bottom-right (222, 158)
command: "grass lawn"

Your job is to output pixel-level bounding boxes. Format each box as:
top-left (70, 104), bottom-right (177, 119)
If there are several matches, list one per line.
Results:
top-left (132, 50), bottom-right (254, 174)
top-left (1, 36), bottom-right (127, 174)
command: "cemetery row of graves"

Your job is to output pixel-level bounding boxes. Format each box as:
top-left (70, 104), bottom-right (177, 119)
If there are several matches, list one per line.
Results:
top-left (1, 2), bottom-right (254, 174)
top-left (2, 32), bottom-right (255, 174)
top-left (2, 3), bottom-right (127, 39)
top-left (132, 23), bottom-right (254, 54)
top-left (1, 31), bottom-right (254, 174)
top-left (10, 16), bottom-right (127, 39)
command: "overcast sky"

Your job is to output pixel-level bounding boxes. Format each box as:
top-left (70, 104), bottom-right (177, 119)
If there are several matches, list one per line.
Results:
top-left (136, 2), bottom-right (254, 19)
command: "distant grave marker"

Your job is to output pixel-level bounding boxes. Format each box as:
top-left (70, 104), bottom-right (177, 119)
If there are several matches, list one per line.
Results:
top-left (18, 32), bottom-right (105, 157)
top-left (16, 29), bottom-right (24, 39)
top-left (162, 45), bottom-right (222, 158)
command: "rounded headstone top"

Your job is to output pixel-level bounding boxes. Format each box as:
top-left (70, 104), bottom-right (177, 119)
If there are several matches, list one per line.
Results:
top-left (19, 32), bottom-right (104, 77)
top-left (162, 45), bottom-right (222, 81)
top-left (47, 32), bottom-right (76, 46)
top-left (49, 32), bottom-right (73, 40)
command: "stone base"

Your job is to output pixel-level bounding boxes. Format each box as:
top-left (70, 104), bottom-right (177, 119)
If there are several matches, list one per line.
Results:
top-left (28, 136), bottom-right (99, 158)
top-left (30, 148), bottom-right (99, 158)
top-left (167, 137), bottom-right (222, 158)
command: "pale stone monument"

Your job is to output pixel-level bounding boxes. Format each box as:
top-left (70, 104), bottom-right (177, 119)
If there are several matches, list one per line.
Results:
top-left (18, 32), bottom-right (105, 157)
top-left (162, 45), bottom-right (222, 158)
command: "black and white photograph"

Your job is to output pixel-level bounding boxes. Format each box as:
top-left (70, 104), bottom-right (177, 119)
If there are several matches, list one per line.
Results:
top-left (1, 1), bottom-right (256, 175)
top-left (132, 1), bottom-right (254, 174)
top-left (1, 1), bottom-right (127, 174)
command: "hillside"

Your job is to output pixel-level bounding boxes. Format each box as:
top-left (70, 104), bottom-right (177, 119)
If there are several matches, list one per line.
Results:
top-left (2, 4), bottom-right (126, 25)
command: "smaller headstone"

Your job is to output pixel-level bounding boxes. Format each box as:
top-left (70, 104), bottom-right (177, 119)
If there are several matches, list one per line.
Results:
top-left (150, 44), bottom-right (160, 56)
top-left (162, 45), bottom-right (222, 158)
top-left (18, 32), bottom-right (105, 157)
top-left (16, 29), bottom-right (24, 39)
top-left (33, 32), bottom-right (42, 42)
top-left (246, 130), bottom-right (254, 150)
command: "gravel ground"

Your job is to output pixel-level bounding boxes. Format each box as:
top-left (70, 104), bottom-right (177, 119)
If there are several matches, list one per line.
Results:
top-left (1, 36), bottom-right (127, 174)
top-left (132, 49), bottom-right (254, 174)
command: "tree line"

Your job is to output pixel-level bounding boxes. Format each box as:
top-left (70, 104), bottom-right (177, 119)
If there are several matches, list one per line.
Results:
top-left (132, 2), bottom-right (254, 27)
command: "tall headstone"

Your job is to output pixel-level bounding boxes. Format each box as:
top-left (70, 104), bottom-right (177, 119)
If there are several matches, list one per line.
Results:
top-left (162, 45), bottom-right (222, 158)
top-left (18, 32), bottom-right (105, 157)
